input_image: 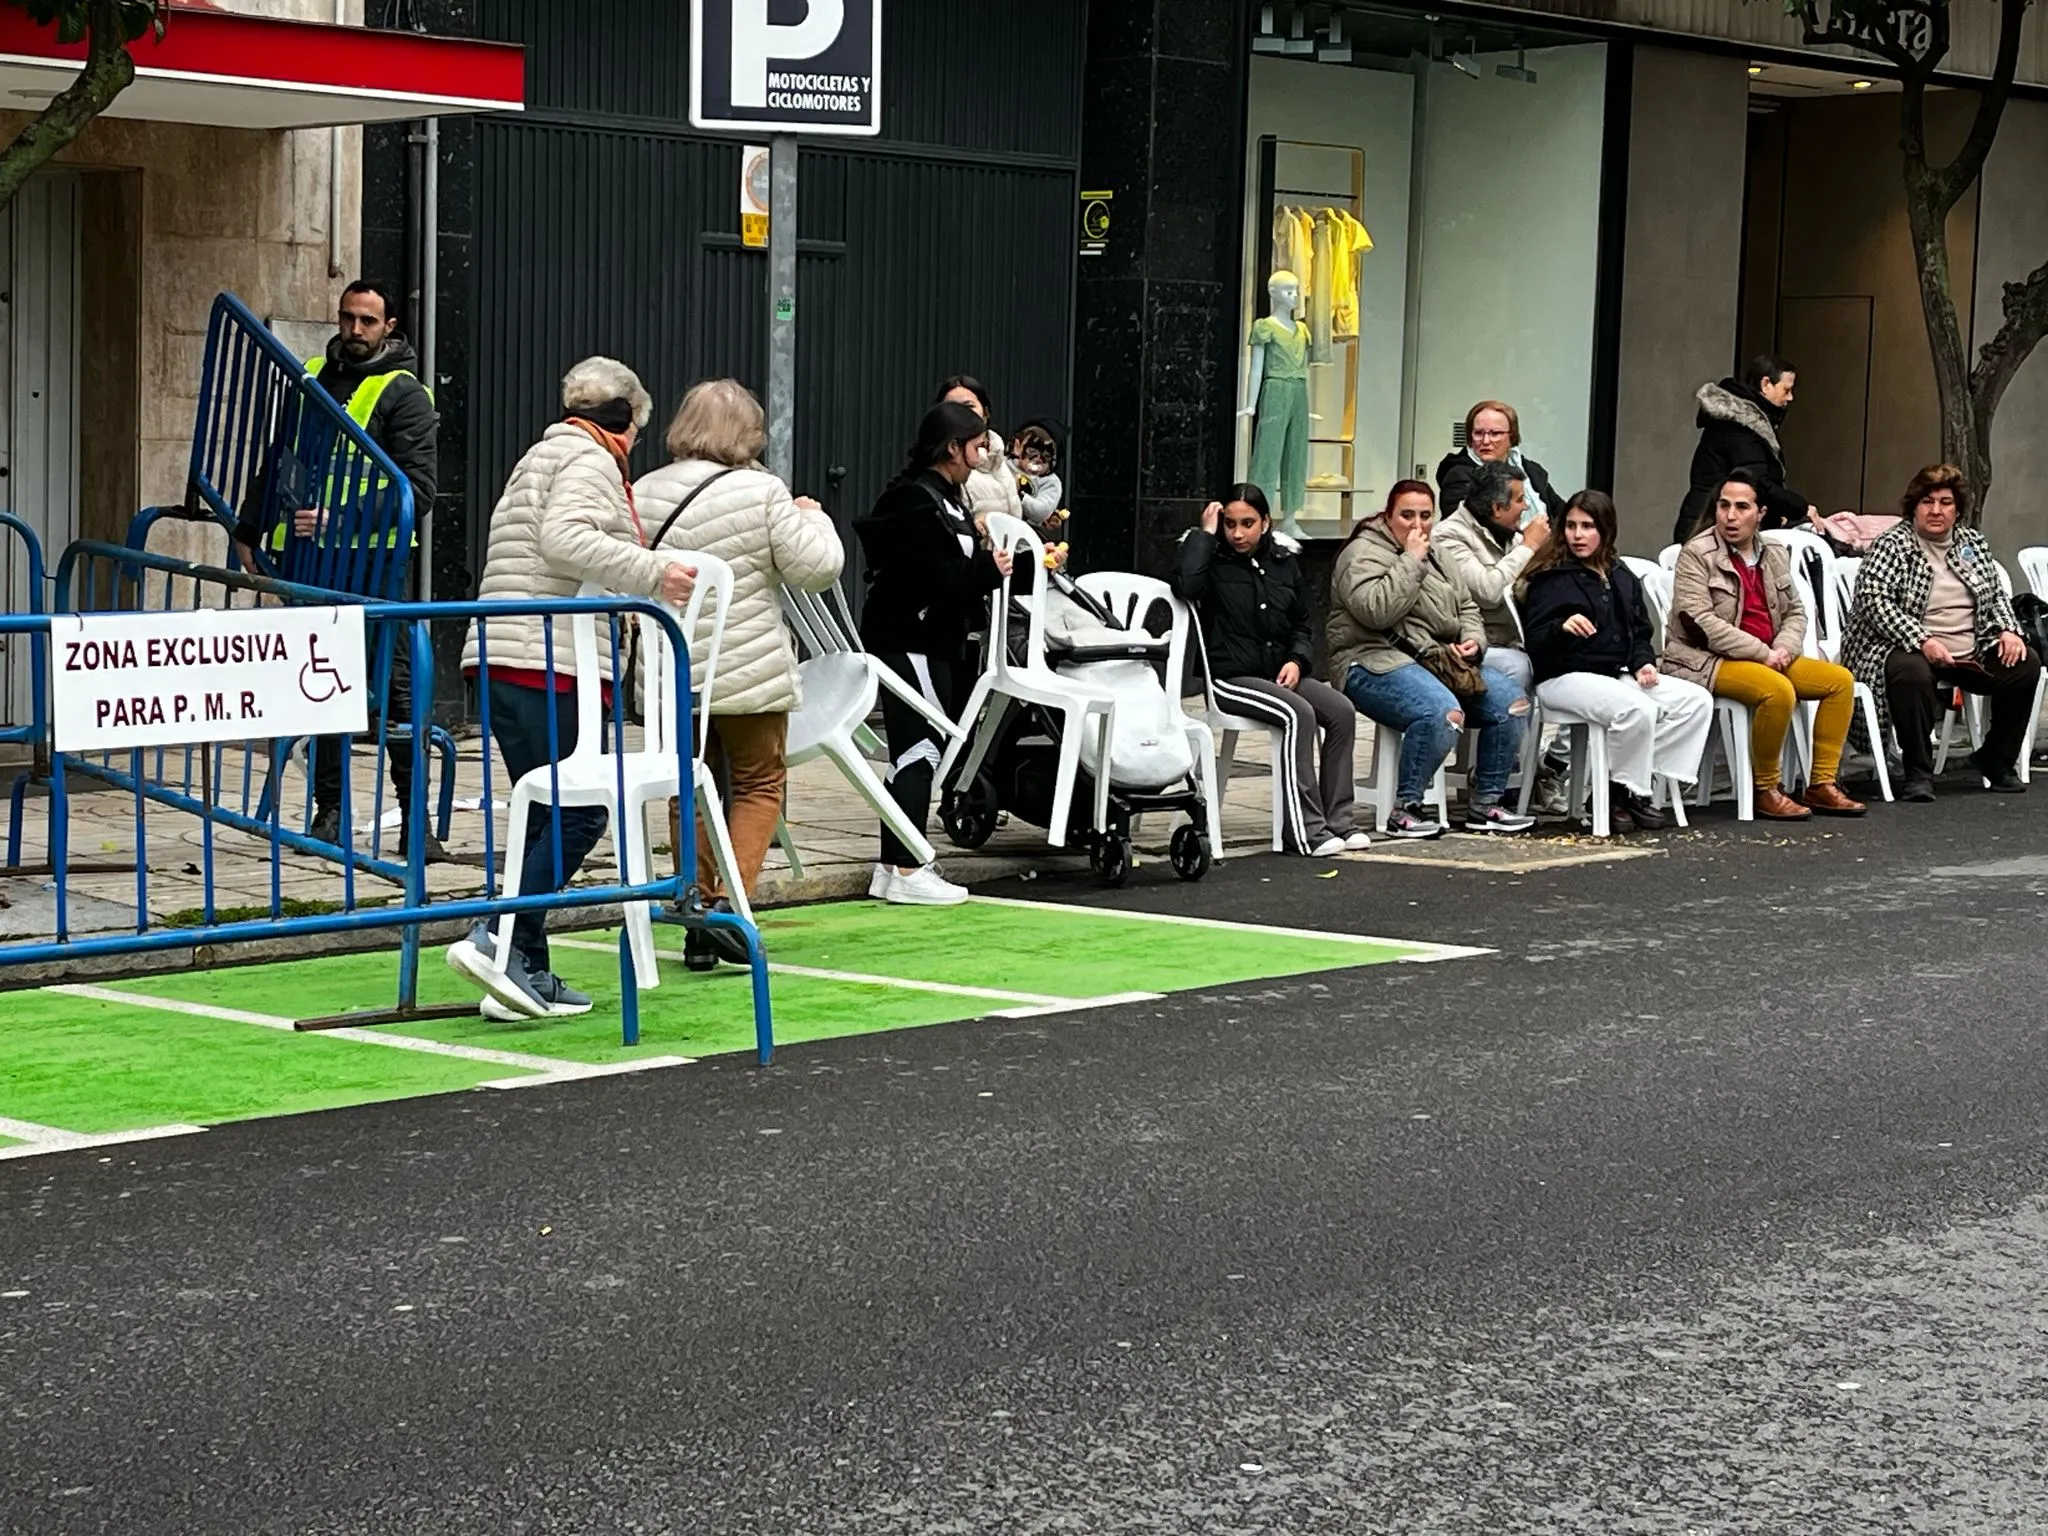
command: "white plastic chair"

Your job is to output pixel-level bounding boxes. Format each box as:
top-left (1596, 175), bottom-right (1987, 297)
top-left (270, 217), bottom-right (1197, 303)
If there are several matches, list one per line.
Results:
top-left (1931, 560), bottom-right (2044, 785)
top-left (488, 552), bottom-right (743, 993)
top-left (1762, 528), bottom-right (1847, 661)
top-left (1657, 543), bottom-right (1681, 573)
top-left (2018, 545), bottom-right (2048, 597)
top-left (1192, 622), bottom-right (1289, 854)
top-left (780, 582), bottom-right (963, 874)
top-left (1784, 562), bottom-right (1892, 803)
top-left (1074, 571), bottom-right (1225, 858)
top-left (936, 514), bottom-right (1116, 848)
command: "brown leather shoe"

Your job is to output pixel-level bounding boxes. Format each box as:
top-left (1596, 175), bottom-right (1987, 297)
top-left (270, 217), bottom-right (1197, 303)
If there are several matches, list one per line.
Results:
top-left (1801, 781), bottom-right (1868, 817)
top-left (1755, 785), bottom-right (1814, 820)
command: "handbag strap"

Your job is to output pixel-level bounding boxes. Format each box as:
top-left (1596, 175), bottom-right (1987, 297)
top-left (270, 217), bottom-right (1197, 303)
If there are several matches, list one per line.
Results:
top-left (648, 466), bottom-right (742, 550)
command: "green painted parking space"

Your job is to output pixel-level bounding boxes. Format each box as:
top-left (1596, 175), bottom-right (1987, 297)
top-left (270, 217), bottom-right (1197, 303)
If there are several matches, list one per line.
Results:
top-left (0, 898), bottom-right (1476, 1153)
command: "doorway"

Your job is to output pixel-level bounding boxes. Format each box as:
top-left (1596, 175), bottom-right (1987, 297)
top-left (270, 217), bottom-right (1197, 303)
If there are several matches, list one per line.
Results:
top-left (0, 172), bottom-right (81, 728)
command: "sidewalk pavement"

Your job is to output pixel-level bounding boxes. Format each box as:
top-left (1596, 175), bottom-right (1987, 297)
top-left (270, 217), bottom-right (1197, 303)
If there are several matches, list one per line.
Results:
top-left (0, 714), bottom-right (1644, 952)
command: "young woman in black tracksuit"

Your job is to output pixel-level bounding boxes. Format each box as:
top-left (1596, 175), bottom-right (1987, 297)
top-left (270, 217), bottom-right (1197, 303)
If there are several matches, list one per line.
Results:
top-left (854, 401), bottom-right (1015, 905)
top-left (1172, 483), bottom-right (1366, 855)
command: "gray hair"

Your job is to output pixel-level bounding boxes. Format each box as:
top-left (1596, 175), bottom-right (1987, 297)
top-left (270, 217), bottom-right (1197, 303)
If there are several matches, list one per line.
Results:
top-left (560, 356), bottom-right (653, 429)
top-left (1463, 459), bottom-right (1524, 519)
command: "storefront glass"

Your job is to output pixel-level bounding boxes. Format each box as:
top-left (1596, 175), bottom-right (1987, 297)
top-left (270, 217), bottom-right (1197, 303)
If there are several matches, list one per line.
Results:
top-left (1236, 6), bottom-right (1609, 538)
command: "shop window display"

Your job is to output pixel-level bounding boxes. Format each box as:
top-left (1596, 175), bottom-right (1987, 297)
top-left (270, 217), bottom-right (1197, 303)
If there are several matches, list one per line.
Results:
top-left (1236, 8), bottom-right (1607, 541)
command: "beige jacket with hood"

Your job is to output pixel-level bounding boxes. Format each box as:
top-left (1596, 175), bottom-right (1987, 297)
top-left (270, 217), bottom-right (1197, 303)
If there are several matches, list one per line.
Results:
top-left (1325, 520), bottom-right (1485, 680)
top-left (1432, 507), bottom-right (1537, 648)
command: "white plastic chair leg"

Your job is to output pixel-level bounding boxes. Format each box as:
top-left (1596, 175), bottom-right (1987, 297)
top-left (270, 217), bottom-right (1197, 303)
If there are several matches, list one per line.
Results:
top-left (696, 776), bottom-right (754, 925)
top-left (1586, 728), bottom-right (1612, 837)
top-left (822, 735), bottom-right (936, 867)
top-left (1855, 687), bottom-right (1894, 803)
top-left (490, 781), bottom-right (540, 967)
top-left (1045, 707), bottom-right (1087, 849)
top-left (614, 805), bottom-right (661, 992)
top-left (774, 815), bottom-right (805, 880)
top-left (1089, 702), bottom-right (1117, 837)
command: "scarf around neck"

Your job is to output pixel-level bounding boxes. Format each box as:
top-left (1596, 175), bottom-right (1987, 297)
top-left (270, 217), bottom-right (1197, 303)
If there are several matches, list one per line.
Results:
top-left (564, 416), bottom-right (646, 544)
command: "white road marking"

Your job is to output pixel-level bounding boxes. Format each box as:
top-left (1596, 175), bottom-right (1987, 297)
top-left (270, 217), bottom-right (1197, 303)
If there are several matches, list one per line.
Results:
top-left (46, 984), bottom-right (692, 1085)
top-left (551, 937), bottom-right (1164, 1012)
top-left (965, 895), bottom-right (1495, 962)
top-left (0, 1117), bottom-right (206, 1161)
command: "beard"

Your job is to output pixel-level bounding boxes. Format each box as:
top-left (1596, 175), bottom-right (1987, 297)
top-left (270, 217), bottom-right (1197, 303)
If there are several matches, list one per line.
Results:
top-left (339, 333), bottom-right (380, 362)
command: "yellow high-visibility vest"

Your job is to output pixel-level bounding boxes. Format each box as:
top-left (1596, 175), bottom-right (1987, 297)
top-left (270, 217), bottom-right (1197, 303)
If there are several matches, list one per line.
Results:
top-left (268, 357), bottom-right (434, 551)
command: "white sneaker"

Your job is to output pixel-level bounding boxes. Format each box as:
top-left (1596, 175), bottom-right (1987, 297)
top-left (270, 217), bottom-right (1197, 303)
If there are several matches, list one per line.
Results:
top-left (868, 862), bottom-right (892, 899)
top-left (882, 863), bottom-right (968, 906)
top-left (1341, 830), bottom-right (1373, 851)
top-left (1309, 835), bottom-right (1348, 857)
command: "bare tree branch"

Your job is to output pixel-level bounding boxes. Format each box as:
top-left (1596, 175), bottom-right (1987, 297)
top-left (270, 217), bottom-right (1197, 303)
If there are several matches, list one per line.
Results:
top-left (1972, 257), bottom-right (2048, 431)
top-left (1935, 0), bottom-right (2032, 207)
top-left (0, 0), bottom-right (160, 210)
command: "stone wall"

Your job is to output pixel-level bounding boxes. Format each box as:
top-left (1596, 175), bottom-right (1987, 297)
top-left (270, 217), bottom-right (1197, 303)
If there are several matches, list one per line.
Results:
top-left (1, 0), bottom-right (365, 554)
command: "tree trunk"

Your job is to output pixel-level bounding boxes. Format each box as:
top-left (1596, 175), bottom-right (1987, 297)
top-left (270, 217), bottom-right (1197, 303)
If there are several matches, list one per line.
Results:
top-left (1901, 158), bottom-right (1984, 520)
top-left (0, 0), bottom-right (136, 211)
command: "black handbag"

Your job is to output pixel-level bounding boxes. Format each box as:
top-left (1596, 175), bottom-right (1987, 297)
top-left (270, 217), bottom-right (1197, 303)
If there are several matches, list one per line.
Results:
top-left (2011, 592), bottom-right (2048, 659)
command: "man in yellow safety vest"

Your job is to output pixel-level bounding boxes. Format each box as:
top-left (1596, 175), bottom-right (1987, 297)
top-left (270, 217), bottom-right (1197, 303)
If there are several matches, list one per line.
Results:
top-left (236, 280), bottom-right (442, 856)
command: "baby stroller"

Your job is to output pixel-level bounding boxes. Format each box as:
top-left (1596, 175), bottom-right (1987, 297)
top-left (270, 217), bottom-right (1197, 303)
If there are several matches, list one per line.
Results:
top-left (938, 562), bottom-right (1215, 887)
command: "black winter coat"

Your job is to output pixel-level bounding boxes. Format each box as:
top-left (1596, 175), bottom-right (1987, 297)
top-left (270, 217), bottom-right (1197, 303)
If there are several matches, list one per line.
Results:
top-left (1673, 378), bottom-right (1807, 544)
top-left (1520, 560), bottom-right (1658, 684)
top-left (854, 470), bottom-right (1007, 661)
top-left (1171, 528), bottom-right (1313, 682)
top-left (1436, 448), bottom-right (1563, 523)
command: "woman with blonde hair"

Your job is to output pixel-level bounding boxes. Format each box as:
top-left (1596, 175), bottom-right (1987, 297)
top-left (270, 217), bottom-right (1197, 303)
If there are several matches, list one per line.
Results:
top-left (636, 379), bottom-right (844, 967)
top-left (1435, 399), bottom-right (1562, 530)
top-left (448, 356), bottom-right (698, 1019)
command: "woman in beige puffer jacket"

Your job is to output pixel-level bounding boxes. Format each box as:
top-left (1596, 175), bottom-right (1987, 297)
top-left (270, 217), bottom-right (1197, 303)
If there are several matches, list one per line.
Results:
top-left (449, 357), bottom-right (696, 1020)
top-left (635, 379), bottom-right (844, 947)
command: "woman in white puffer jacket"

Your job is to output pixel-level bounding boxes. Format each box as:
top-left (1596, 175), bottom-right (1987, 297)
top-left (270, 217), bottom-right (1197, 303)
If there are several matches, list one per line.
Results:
top-left (635, 379), bottom-right (844, 966)
top-left (449, 357), bottom-right (696, 1021)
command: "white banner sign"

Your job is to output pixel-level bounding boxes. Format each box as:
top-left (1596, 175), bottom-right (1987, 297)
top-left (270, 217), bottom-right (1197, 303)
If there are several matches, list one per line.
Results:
top-left (52, 606), bottom-right (370, 754)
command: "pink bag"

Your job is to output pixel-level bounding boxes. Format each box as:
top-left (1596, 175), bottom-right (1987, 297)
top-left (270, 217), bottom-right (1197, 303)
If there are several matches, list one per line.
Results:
top-left (1811, 511), bottom-right (1900, 553)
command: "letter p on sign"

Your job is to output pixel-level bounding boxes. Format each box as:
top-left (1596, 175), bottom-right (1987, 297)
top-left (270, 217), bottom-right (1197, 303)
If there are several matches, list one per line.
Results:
top-left (731, 0), bottom-right (844, 107)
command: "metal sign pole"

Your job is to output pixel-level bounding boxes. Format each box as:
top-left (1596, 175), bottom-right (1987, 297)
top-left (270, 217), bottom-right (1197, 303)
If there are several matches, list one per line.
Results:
top-left (766, 133), bottom-right (798, 480)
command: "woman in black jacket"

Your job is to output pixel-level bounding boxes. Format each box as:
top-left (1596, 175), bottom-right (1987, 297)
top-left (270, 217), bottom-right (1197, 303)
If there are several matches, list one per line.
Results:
top-left (854, 401), bottom-right (1014, 904)
top-left (1172, 483), bottom-right (1365, 855)
top-left (1436, 400), bottom-right (1562, 529)
top-left (1672, 354), bottom-right (1814, 544)
top-left (1519, 490), bottom-right (1714, 831)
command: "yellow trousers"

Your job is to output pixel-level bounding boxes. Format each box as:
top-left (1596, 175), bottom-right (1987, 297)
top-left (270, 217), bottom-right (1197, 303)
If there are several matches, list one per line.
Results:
top-left (1712, 657), bottom-right (1856, 789)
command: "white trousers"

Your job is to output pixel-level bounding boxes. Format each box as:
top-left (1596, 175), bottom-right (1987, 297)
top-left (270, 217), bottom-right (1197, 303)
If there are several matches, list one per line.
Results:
top-left (1533, 672), bottom-right (1714, 796)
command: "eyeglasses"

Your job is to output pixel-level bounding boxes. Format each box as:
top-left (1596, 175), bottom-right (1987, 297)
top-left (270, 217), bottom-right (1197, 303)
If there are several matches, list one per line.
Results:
top-left (1469, 429), bottom-right (1509, 441)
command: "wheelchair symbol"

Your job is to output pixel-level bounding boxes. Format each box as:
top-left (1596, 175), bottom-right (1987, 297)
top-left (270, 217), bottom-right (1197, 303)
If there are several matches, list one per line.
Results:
top-left (298, 635), bottom-right (353, 704)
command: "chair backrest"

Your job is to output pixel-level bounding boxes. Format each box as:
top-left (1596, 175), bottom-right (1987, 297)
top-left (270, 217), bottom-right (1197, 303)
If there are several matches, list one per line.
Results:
top-left (1073, 570), bottom-right (1194, 701)
top-left (2018, 545), bottom-right (2048, 597)
top-left (1762, 527), bottom-right (1844, 655)
top-left (1657, 543), bottom-right (1681, 572)
top-left (590, 550), bottom-right (734, 762)
top-left (1781, 558), bottom-right (1824, 660)
top-left (982, 513), bottom-right (1053, 678)
top-left (781, 581), bottom-right (862, 661)
top-left (1621, 556), bottom-right (1672, 635)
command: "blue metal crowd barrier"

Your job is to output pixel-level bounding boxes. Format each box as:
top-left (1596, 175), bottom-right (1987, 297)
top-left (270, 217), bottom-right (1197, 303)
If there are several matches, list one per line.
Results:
top-left (186, 292), bottom-right (418, 603)
top-left (0, 510), bottom-right (48, 748)
top-left (0, 586), bottom-right (772, 1063)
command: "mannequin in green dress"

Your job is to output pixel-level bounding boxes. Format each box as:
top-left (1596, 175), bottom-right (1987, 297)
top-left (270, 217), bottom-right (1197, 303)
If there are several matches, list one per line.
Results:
top-left (1242, 270), bottom-right (1313, 539)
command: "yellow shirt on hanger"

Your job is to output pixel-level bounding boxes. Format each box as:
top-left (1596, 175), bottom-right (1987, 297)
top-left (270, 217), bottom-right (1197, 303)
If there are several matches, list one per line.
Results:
top-left (1328, 209), bottom-right (1373, 341)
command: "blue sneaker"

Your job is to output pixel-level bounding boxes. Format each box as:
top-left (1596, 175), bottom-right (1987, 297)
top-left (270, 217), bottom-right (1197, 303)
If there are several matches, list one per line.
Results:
top-left (480, 968), bottom-right (592, 1022)
top-left (447, 921), bottom-right (548, 1020)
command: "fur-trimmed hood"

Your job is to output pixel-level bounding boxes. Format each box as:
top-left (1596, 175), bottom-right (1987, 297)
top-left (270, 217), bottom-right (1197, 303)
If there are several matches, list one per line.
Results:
top-left (1695, 379), bottom-right (1783, 454)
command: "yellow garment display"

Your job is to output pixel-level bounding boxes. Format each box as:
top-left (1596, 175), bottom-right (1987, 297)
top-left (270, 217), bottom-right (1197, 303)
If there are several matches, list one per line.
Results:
top-left (1271, 205), bottom-right (1314, 297)
top-left (1327, 208), bottom-right (1372, 341)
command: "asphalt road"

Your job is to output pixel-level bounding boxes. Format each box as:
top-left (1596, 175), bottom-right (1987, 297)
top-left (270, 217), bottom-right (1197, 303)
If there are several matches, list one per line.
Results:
top-left (6, 788), bottom-right (2048, 1534)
